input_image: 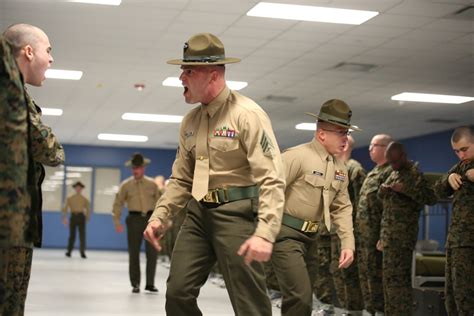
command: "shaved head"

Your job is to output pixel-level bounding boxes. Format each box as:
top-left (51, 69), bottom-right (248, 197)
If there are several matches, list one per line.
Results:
top-left (451, 126), bottom-right (474, 144)
top-left (2, 23), bottom-right (53, 86)
top-left (385, 141), bottom-right (408, 171)
top-left (3, 23), bottom-right (47, 56)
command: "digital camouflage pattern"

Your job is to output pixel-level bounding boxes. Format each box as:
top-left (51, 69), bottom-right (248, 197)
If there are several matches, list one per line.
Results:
top-left (379, 162), bottom-right (437, 248)
top-left (0, 36), bottom-right (29, 249)
top-left (434, 159), bottom-right (474, 315)
top-left (339, 158), bottom-right (366, 311)
top-left (313, 226), bottom-right (334, 305)
top-left (26, 91), bottom-right (65, 247)
top-left (434, 160), bottom-right (474, 248)
top-left (0, 247), bottom-right (33, 316)
top-left (356, 163), bottom-right (392, 313)
top-left (378, 161), bottom-right (437, 316)
top-left (445, 247), bottom-right (474, 316)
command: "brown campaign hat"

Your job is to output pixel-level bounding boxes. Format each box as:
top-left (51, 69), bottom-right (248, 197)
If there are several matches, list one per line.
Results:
top-left (167, 33), bottom-right (240, 66)
top-left (72, 181), bottom-right (85, 189)
top-left (305, 99), bottom-right (361, 131)
top-left (125, 153), bottom-right (150, 167)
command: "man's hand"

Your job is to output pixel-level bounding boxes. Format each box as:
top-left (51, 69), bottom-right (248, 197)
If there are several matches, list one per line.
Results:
top-left (237, 236), bottom-right (273, 266)
top-left (380, 183), bottom-right (391, 192)
top-left (115, 224), bottom-right (124, 233)
top-left (448, 173), bottom-right (463, 190)
top-left (338, 249), bottom-right (354, 269)
top-left (390, 182), bottom-right (403, 193)
top-left (143, 219), bottom-right (167, 252)
top-left (466, 168), bottom-right (474, 182)
top-left (376, 240), bottom-right (383, 252)
top-left (62, 218), bottom-right (68, 226)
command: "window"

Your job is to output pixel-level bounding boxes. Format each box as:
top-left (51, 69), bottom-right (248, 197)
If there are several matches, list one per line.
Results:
top-left (93, 168), bottom-right (121, 214)
top-left (42, 165), bottom-right (64, 211)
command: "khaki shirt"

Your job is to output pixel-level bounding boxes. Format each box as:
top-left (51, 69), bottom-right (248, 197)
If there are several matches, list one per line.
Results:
top-left (282, 139), bottom-right (354, 250)
top-left (150, 86), bottom-right (285, 243)
top-left (112, 176), bottom-right (161, 227)
top-left (62, 193), bottom-right (90, 220)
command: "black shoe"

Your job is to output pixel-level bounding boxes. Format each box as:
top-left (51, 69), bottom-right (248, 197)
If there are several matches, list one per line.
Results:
top-left (81, 253), bottom-right (87, 259)
top-left (145, 285), bottom-right (158, 292)
top-left (65, 252), bottom-right (71, 257)
top-left (132, 286), bottom-right (140, 293)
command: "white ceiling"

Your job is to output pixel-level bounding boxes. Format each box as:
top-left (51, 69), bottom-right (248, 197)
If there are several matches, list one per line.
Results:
top-left (1, 0), bottom-right (473, 150)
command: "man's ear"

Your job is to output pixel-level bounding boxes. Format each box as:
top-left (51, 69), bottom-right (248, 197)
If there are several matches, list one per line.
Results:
top-left (23, 45), bottom-right (34, 61)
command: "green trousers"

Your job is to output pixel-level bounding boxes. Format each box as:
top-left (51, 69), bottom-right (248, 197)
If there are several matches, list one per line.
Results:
top-left (314, 234), bottom-right (335, 305)
top-left (271, 225), bottom-right (318, 316)
top-left (331, 234), bottom-right (364, 311)
top-left (126, 211), bottom-right (158, 287)
top-left (357, 239), bottom-right (384, 313)
top-left (382, 246), bottom-right (413, 316)
top-left (67, 213), bottom-right (86, 254)
top-left (165, 198), bottom-right (271, 316)
top-left (445, 247), bottom-right (474, 316)
top-left (0, 247), bottom-right (33, 316)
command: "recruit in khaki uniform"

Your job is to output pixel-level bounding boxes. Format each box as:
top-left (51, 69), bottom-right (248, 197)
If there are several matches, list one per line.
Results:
top-left (112, 153), bottom-right (161, 293)
top-left (143, 33), bottom-right (285, 316)
top-left (63, 181), bottom-right (90, 258)
top-left (271, 99), bottom-right (356, 316)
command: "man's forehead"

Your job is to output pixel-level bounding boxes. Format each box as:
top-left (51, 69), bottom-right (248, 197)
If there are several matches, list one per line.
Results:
top-left (452, 137), bottom-right (472, 149)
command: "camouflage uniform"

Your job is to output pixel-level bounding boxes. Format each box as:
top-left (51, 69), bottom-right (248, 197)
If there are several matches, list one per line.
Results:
top-left (355, 163), bottom-right (392, 314)
top-left (0, 36), bottom-right (31, 316)
top-left (378, 162), bottom-right (437, 316)
top-left (314, 226), bottom-right (335, 306)
top-left (0, 37), bottom-right (64, 315)
top-left (339, 159), bottom-right (366, 311)
top-left (434, 160), bottom-right (474, 316)
top-left (5, 89), bottom-right (65, 316)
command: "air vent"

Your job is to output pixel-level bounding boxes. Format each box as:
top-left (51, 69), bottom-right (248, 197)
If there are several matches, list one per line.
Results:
top-left (445, 5), bottom-right (474, 20)
top-left (330, 62), bottom-right (377, 73)
top-left (263, 95), bottom-right (297, 103)
top-left (426, 118), bottom-right (459, 124)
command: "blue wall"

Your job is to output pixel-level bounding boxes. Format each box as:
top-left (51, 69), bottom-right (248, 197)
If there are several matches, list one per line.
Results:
top-left (42, 144), bottom-right (176, 251)
top-left (352, 128), bottom-right (458, 249)
top-left (43, 128), bottom-right (459, 251)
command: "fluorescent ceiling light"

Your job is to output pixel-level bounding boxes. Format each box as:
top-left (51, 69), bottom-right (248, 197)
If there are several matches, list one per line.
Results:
top-left (41, 107), bottom-right (63, 116)
top-left (391, 92), bottom-right (474, 104)
top-left (97, 133), bottom-right (148, 142)
top-left (67, 0), bottom-right (121, 5)
top-left (45, 69), bottom-right (83, 80)
top-left (247, 2), bottom-right (379, 25)
top-left (162, 77), bottom-right (248, 91)
top-left (122, 113), bottom-right (183, 123)
top-left (295, 123), bottom-right (316, 131)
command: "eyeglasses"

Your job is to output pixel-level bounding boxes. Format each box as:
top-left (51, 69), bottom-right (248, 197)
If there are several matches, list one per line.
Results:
top-left (369, 143), bottom-right (387, 149)
top-left (320, 128), bottom-right (351, 137)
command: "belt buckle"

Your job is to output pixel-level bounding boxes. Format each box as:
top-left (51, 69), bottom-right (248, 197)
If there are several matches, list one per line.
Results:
top-left (202, 190), bottom-right (219, 203)
top-left (301, 220), bottom-right (318, 233)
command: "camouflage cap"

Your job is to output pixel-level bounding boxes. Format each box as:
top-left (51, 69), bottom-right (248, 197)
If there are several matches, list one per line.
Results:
top-left (305, 99), bottom-right (361, 131)
top-left (167, 33), bottom-right (240, 66)
top-left (125, 153), bottom-right (150, 167)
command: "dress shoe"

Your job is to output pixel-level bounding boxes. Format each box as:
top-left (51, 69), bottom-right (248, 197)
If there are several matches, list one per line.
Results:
top-left (65, 252), bottom-right (71, 257)
top-left (145, 285), bottom-right (158, 292)
top-left (132, 286), bottom-right (140, 293)
top-left (81, 253), bottom-right (87, 259)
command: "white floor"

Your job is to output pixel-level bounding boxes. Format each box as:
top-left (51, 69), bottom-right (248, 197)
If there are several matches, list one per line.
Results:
top-left (26, 249), bottom-right (281, 316)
